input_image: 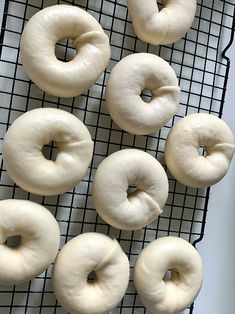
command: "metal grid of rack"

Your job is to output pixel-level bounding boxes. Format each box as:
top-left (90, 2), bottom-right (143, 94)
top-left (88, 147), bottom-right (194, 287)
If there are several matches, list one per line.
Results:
top-left (0, 0), bottom-right (234, 313)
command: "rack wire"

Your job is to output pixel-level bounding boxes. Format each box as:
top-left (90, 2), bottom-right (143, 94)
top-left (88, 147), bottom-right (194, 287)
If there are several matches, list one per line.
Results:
top-left (0, 0), bottom-right (234, 313)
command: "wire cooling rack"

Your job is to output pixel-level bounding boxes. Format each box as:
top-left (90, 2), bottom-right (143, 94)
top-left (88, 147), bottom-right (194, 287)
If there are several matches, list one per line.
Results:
top-left (0, 0), bottom-right (234, 313)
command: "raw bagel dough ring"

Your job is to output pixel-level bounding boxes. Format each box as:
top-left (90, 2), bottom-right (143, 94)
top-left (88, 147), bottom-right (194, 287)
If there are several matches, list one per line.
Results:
top-left (92, 149), bottom-right (169, 230)
top-left (0, 199), bottom-right (60, 285)
top-left (106, 53), bottom-right (180, 135)
top-left (20, 5), bottom-right (111, 98)
top-left (134, 237), bottom-right (203, 314)
top-left (52, 232), bottom-right (130, 314)
top-left (165, 113), bottom-right (235, 188)
top-left (3, 108), bottom-right (94, 196)
top-left (127, 0), bottom-right (197, 45)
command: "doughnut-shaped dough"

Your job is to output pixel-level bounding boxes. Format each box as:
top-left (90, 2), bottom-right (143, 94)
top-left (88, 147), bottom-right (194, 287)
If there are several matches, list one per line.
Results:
top-left (3, 108), bottom-right (93, 195)
top-left (134, 237), bottom-right (203, 314)
top-left (165, 113), bottom-right (235, 188)
top-left (52, 232), bottom-right (129, 314)
top-left (106, 53), bottom-right (180, 135)
top-left (92, 149), bottom-right (169, 230)
top-left (20, 5), bottom-right (111, 98)
top-left (0, 199), bottom-right (60, 285)
top-left (127, 0), bottom-right (197, 45)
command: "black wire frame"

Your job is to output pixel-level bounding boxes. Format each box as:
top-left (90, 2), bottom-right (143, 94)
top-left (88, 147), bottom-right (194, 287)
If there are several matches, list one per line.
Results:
top-left (0, 0), bottom-right (234, 313)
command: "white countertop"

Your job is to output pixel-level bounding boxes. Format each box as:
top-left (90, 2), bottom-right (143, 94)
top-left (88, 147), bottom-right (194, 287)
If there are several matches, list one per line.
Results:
top-left (195, 39), bottom-right (235, 314)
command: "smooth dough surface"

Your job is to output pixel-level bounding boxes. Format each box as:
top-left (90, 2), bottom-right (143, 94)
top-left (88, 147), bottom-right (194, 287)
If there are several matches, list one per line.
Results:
top-left (134, 237), bottom-right (203, 314)
top-left (165, 113), bottom-right (235, 188)
top-left (92, 149), bottom-right (169, 230)
top-left (52, 232), bottom-right (130, 314)
top-left (127, 0), bottom-right (197, 45)
top-left (20, 4), bottom-right (111, 98)
top-left (0, 199), bottom-right (60, 285)
top-left (3, 108), bottom-right (93, 195)
top-left (106, 53), bottom-right (180, 135)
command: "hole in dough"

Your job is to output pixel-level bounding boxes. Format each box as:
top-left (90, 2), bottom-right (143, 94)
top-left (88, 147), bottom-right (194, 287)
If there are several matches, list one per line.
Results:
top-left (55, 38), bottom-right (76, 62)
top-left (87, 271), bottom-right (97, 283)
top-left (6, 235), bottom-right (21, 248)
top-left (198, 146), bottom-right (207, 157)
top-left (163, 269), bottom-right (172, 281)
top-left (163, 268), bottom-right (180, 283)
top-left (140, 89), bottom-right (152, 103)
top-left (127, 185), bottom-right (138, 195)
top-left (157, 0), bottom-right (163, 11)
top-left (42, 141), bottom-right (58, 161)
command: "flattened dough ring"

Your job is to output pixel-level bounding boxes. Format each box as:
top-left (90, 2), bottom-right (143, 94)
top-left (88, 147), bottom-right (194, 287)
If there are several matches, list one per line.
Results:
top-left (0, 199), bottom-right (60, 285)
top-left (165, 113), bottom-right (235, 188)
top-left (134, 237), bottom-right (203, 314)
top-left (20, 5), bottom-right (111, 98)
top-left (3, 108), bottom-right (94, 196)
top-left (127, 0), bottom-right (197, 45)
top-left (106, 53), bottom-right (180, 135)
top-left (92, 149), bottom-right (169, 230)
top-left (52, 232), bottom-right (130, 314)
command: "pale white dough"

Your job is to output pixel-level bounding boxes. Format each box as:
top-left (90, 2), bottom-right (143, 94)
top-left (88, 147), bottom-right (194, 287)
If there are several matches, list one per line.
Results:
top-left (92, 149), bottom-right (169, 230)
top-left (165, 113), bottom-right (235, 188)
top-left (127, 0), bottom-right (197, 45)
top-left (106, 53), bottom-right (180, 135)
top-left (3, 108), bottom-right (94, 196)
top-left (0, 199), bottom-right (60, 285)
top-left (134, 237), bottom-right (203, 314)
top-left (52, 232), bottom-right (130, 314)
top-left (20, 5), bottom-right (111, 98)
